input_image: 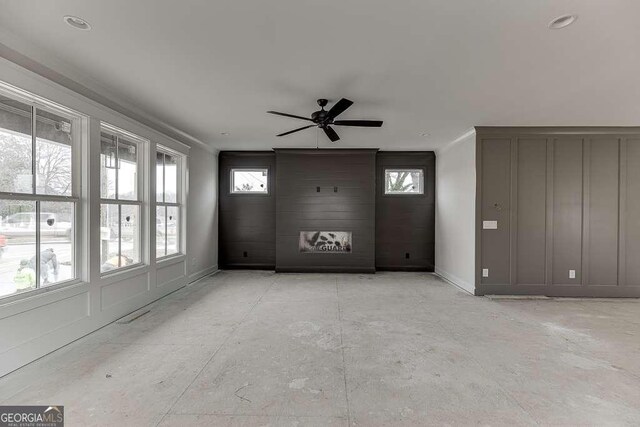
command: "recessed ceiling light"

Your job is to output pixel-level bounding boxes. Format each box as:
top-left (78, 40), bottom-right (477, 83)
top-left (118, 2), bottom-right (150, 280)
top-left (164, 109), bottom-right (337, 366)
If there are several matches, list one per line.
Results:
top-left (64, 15), bottom-right (91, 30)
top-left (548, 14), bottom-right (577, 30)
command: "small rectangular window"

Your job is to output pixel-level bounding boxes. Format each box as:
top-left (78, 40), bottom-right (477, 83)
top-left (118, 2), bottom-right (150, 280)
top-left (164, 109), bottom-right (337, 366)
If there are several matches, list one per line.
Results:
top-left (384, 169), bottom-right (424, 195)
top-left (231, 168), bottom-right (268, 194)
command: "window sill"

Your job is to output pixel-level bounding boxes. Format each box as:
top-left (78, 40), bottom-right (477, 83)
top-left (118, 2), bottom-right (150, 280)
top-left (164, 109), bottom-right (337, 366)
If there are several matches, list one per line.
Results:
top-left (156, 253), bottom-right (185, 266)
top-left (229, 192), bottom-right (270, 196)
top-left (0, 279), bottom-right (88, 314)
top-left (100, 263), bottom-right (149, 286)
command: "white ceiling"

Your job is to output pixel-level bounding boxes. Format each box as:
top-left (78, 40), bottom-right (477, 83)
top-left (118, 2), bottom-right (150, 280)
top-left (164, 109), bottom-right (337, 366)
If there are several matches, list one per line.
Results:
top-left (0, 0), bottom-right (639, 151)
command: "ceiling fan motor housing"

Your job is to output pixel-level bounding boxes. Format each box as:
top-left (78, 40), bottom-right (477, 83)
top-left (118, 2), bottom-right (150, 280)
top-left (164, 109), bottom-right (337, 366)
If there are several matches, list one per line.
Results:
top-left (311, 110), bottom-right (329, 123)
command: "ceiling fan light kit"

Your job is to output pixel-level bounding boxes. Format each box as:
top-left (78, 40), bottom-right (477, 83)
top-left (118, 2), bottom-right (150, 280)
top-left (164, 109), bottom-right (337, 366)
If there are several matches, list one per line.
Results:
top-left (267, 98), bottom-right (383, 143)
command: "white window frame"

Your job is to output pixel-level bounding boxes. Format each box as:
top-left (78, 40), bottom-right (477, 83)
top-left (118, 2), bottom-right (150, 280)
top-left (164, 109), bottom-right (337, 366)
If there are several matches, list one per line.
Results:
top-left (99, 123), bottom-right (146, 275)
top-left (384, 168), bottom-right (425, 195)
top-left (0, 82), bottom-right (86, 301)
top-left (155, 146), bottom-right (183, 260)
top-left (230, 168), bottom-right (269, 194)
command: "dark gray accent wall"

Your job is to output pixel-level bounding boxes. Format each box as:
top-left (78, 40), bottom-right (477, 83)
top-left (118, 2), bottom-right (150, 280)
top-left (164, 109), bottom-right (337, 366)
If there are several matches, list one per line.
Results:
top-left (218, 151), bottom-right (275, 269)
top-left (275, 149), bottom-right (376, 273)
top-left (375, 152), bottom-right (435, 271)
top-left (479, 138), bottom-right (512, 285)
top-left (624, 138), bottom-right (640, 287)
top-left (475, 127), bottom-right (640, 297)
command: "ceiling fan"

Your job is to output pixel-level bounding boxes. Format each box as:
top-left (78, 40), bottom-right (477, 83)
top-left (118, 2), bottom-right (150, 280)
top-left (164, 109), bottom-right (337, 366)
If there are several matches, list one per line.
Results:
top-left (267, 98), bottom-right (383, 142)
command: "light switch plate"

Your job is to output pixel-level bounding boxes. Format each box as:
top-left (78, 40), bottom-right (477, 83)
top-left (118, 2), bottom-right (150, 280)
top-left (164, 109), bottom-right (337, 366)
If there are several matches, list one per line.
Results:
top-left (482, 268), bottom-right (489, 278)
top-left (483, 220), bottom-right (498, 230)
top-left (569, 269), bottom-right (576, 279)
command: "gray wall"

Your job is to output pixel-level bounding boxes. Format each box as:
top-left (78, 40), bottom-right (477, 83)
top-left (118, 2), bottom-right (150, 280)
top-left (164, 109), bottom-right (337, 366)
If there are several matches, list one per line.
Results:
top-left (435, 132), bottom-right (476, 294)
top-left (187, 145), bottom-right (219, 281)
top-left (218, 152), bottom-right (276, 269)
top-left (376, 152), bottom-right (435, 271)
top-left (275, 149), bottom-right (376, 273)
top-left (476, 127), bottom-right (640, 297)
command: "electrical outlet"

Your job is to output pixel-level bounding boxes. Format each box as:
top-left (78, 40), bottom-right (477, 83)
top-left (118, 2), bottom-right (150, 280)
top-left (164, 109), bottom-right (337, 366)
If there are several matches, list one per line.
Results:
top-left (482, 268), bottom-right (489, 278)
top-left (569, 269), bottom-right (576, 279)
top-left (482, 220), bottom-right (498, 230)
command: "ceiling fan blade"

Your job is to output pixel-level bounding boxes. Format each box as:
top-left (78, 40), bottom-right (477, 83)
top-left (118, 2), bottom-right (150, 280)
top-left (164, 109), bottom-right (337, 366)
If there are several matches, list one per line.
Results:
top-left (323, 126), bottom-right (340, 142)
top-left (326, 98), bottom-right (354, 120)
top-left (333, 120), bottom-right (383, 127)
top-left (267, 111), bottom-right (313, 122)
top-left (277, 124), bottom-right (315, 137)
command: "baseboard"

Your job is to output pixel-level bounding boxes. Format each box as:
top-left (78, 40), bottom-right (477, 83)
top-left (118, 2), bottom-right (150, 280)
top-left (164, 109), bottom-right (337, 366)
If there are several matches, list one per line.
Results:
top-left (276, 266), bottom-right (376, 274)
top-left (221, 263), bottom-right (275, 270)
top-left (188, 265), bottom-right (219, 283)
top-left (476, 284), bottom-right (640, 298)
top-left (434, 267), bottom-right (475, 295)
top-left (376, 266), bottom-right (434, 272)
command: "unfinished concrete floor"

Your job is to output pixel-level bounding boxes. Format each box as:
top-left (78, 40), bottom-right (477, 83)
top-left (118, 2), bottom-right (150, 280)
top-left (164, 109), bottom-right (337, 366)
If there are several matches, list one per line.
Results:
top-left (1, 271), bottom-right (640, 426)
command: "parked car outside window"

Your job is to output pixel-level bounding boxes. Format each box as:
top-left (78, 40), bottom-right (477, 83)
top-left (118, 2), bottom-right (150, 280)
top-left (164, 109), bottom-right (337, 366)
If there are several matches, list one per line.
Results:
top-left (1, 212), bottom-right (72, 238)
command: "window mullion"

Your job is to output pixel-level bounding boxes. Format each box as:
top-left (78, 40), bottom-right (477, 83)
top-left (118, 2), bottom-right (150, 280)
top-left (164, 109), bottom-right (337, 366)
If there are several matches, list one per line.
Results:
top-left (118, 204), bottom-right (122, 268)
top-left (115, 135), bottom-right (119, 201)
top-left (0, 193), bottom-right (78, 202)
top-left (162, 152), bottom-right (166, 204)
top-left (33, 106), bottom-right (41, 288)
top-left (161, 152), bottom-right (166, 253)
top-left (100, 199), bottom-right (142, 206)
top-left (31, 105), bottom-right (37, 195)
top-left (35, 200), bottom-right (41, 288)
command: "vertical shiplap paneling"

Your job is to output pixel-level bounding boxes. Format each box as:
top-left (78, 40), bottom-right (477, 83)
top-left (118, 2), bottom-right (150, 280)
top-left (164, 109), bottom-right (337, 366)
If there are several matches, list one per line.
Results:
top-left (624, 139), bottom-right (640, 286)
top-left (218, 152), bottom-right (276, 269)
top-left (275, 150), bottom-right (376, 273)
top-left (552, 137), bottom-right (583, 285)
top-left (516, 138), bottom-right (547, 284)
top-left (375, 152), bottom-right (435, 271)
top-left (587, 137), bottom-right (620, 286)
top-left (480, 138), bottom-right (512, 284)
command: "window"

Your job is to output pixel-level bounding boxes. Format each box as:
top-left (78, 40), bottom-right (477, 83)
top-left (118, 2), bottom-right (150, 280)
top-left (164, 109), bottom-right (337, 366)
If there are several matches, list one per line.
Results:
top-left (100, 125), bottom-right (143, 273)
top-left (156, 148), bottom-right (181, 258)
top-left (231, 168), bottom-right (268, 194)
top-left (384, 169), bottom-right (424, 195)
top-left (0, 87), bottom-right (81, 299)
